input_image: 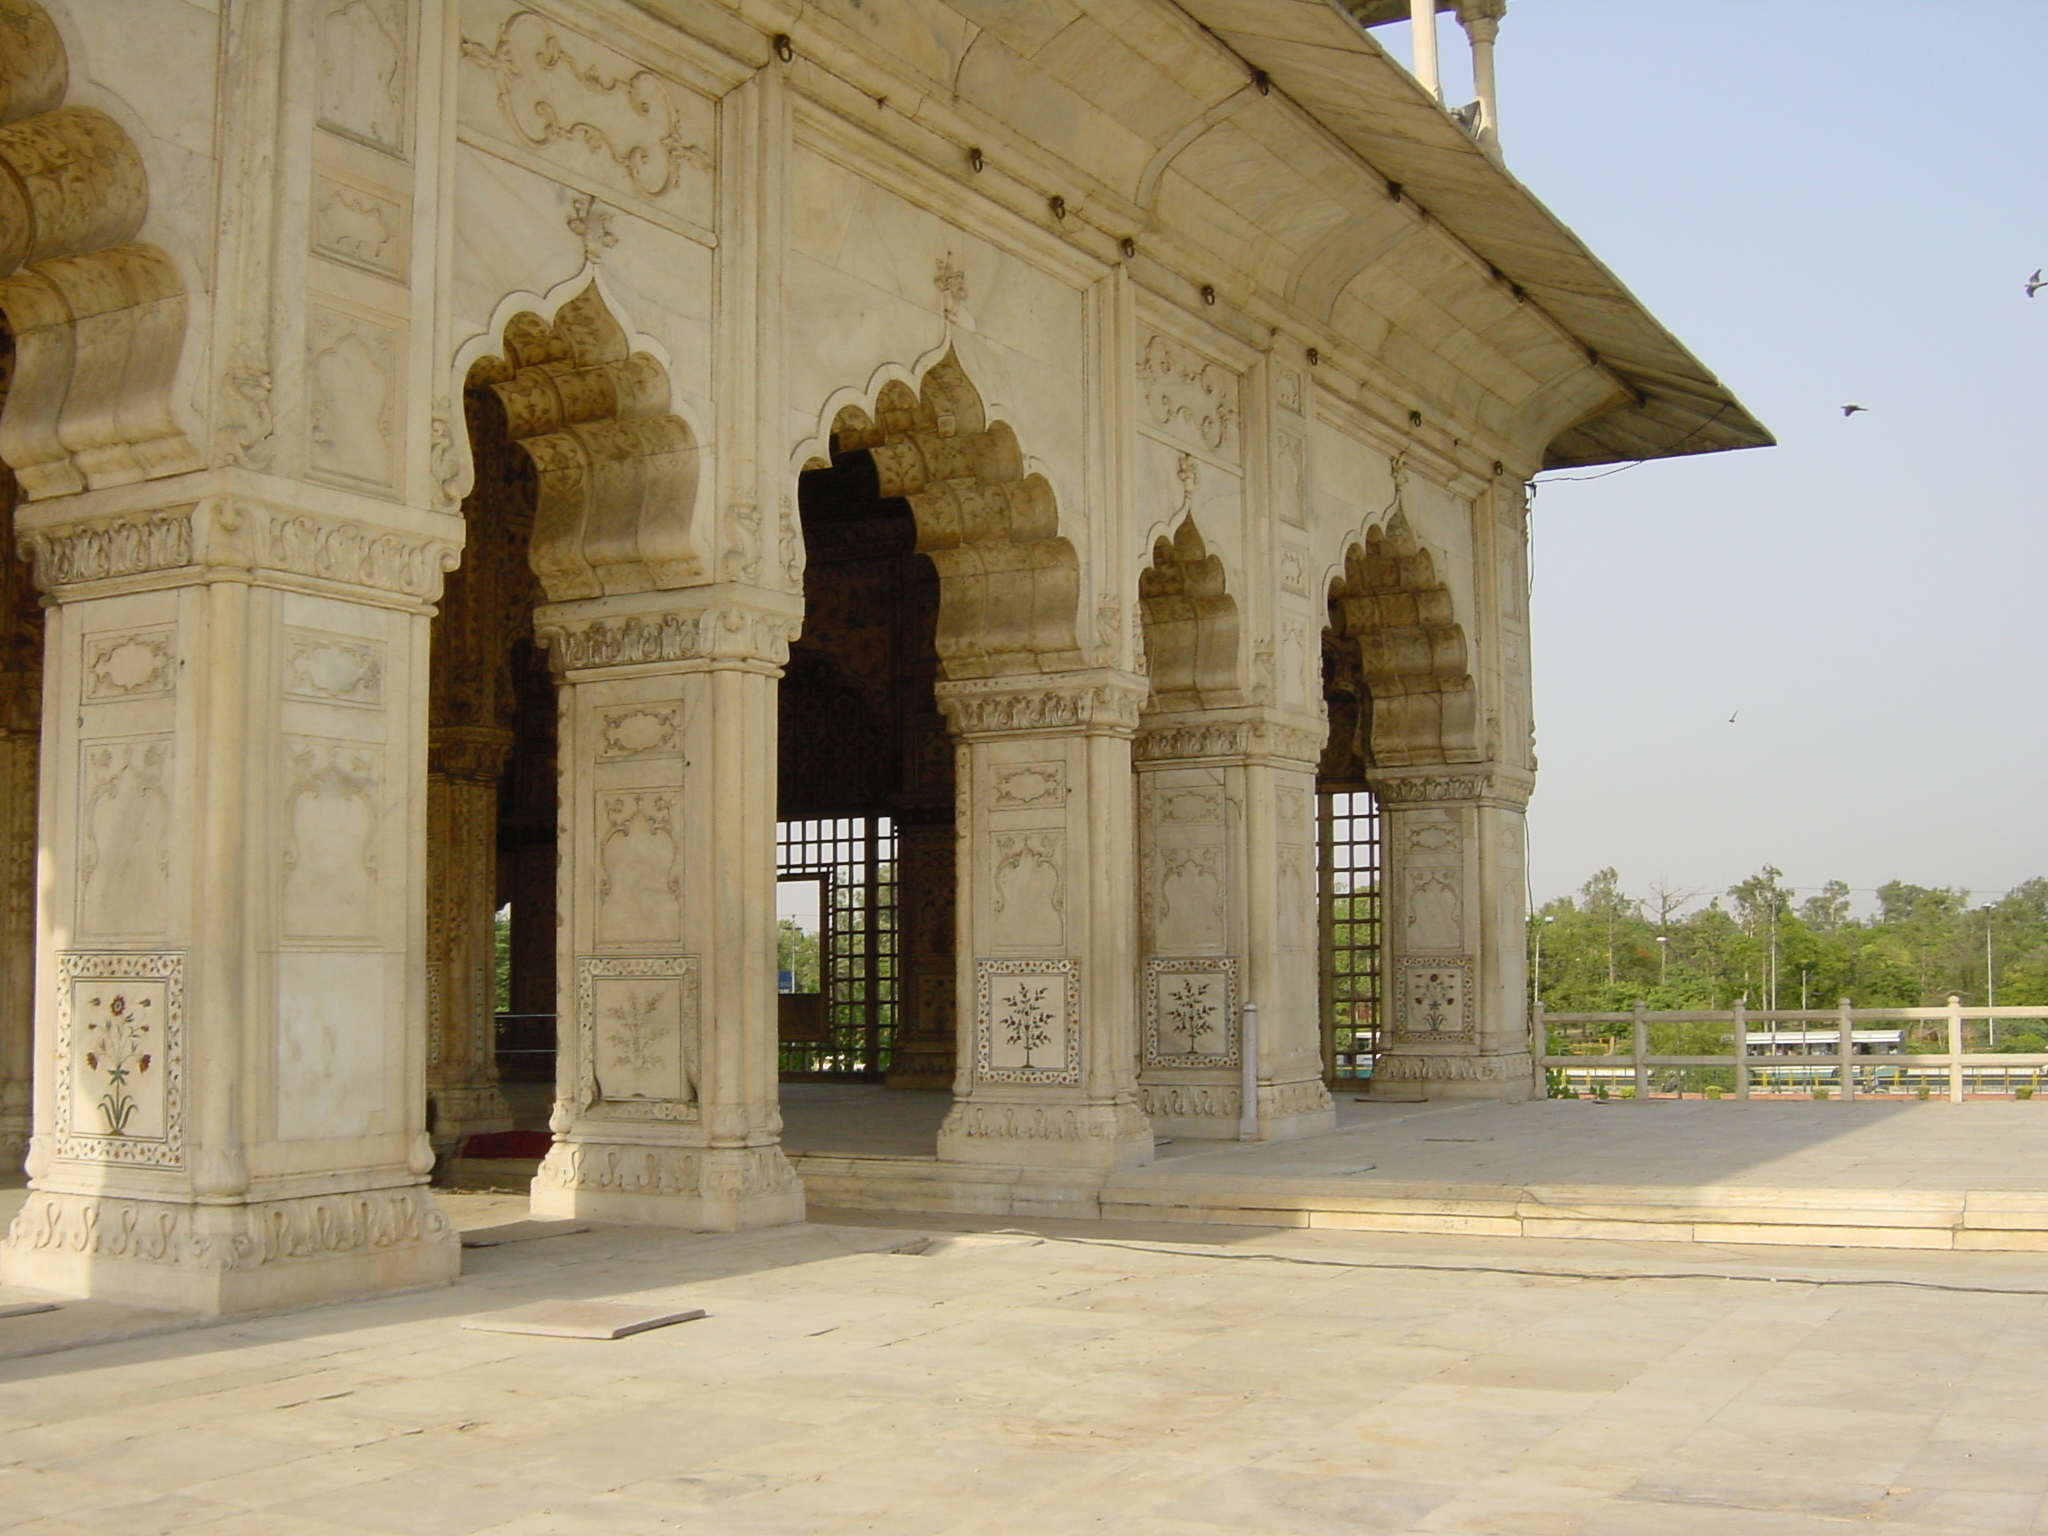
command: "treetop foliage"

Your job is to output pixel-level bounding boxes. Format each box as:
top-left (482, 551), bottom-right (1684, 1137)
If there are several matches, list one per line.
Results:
top-left (1532, 868), bottom-right (2048, 1029)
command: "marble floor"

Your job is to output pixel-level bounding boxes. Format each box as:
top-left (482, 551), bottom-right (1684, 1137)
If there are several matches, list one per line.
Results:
top-left (2, 1196), bottom-right (2047, 1534)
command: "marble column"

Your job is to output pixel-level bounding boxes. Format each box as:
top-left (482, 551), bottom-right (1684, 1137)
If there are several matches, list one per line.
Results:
top-left (2, 498), bottom-right (463, 1312)
top-left (529, 585), bottom-right (804, 1229)
top-left (884, 821), bottom-right (957, 1089)
top-left (1134, 708), bottom-right (1335, 1140)
top-left (0, 671), bottom-right (35, 1168)
top-left (424, 725), bottom-right (515, 1150)
top-left (1366, 766), bottom-right (1534, 1101)
top-left (934, 672), bottom-right (1154, 1171)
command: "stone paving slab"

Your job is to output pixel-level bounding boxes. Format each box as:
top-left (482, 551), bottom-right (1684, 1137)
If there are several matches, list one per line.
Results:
top-left (2, 1197), bottom-right (2048, 1534)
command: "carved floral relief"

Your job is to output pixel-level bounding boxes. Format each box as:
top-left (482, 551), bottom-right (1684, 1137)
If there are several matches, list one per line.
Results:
top-left (575, 955), bottom-right (700, 1119)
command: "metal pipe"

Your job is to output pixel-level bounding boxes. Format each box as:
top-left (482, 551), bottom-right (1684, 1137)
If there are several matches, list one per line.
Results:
top-left (1239, 1003), bottom-right (1260, 1141)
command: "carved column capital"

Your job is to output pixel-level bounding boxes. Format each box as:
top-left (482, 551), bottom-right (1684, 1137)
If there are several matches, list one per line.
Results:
top-left (428, 726), bottom-right (515, 783)
top-left (533, 585), bottom-right (803, 675)
top-left (933, 670), bottom-right (1148, 740)
top-left (15, 495), bottom-right (464, 606)
top-left (1134, 706), bottom-right (1326, 767)
top-left (1366, 765), bottom-right (1532, 809)
top-left (1456, 0), bottom-right (1507, 41)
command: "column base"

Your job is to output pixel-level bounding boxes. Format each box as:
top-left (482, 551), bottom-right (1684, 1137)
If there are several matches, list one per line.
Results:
top-left (1138, 1077), bottom-right (1337, 1141)
top-left (936, 1096), bottom-right (1154, 1171)
top-left (883, 1036), bottom-right (956, 1090)
top-left (1369, 1051), bottom-right (1535, 1103)
top-left (427, 1082), bottom-right (516, 1146)
top-left (1, 1186), bottom-right (459, 1314)
top-left (529, 1141), bottom-right (805, 1230)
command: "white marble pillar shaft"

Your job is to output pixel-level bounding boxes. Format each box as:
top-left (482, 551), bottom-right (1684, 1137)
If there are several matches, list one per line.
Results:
top-left (529, 586), bottom-right (803, 1229)
top-left (934, 673), bottom-right (1153, 1171)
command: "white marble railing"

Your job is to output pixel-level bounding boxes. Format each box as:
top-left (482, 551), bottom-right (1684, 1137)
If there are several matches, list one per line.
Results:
top-left (1537, 999), bottom-right (2048, 1101)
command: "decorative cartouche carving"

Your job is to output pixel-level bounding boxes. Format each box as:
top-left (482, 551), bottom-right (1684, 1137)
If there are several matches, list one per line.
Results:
top-left (1137, 332), bottom-right (1241, 459)
top-left (460, 10), bottom-right (711, 200)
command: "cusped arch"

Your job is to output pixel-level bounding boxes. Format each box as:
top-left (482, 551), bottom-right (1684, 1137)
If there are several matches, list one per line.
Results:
top-left (464, 281), bottom-right (698, 602)
top-left (1326, 511), bottom-right (1475, 766)
top-left (0, 0), bottom-right (198, 499)
top-left (1137, 515), bottom-right (1239, 708)
top-left (801, 350), bottom-right (1082, 681)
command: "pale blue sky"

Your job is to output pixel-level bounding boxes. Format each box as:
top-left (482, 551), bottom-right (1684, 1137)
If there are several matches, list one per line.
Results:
top-left (1397, 1), bottom-right (2047, 911)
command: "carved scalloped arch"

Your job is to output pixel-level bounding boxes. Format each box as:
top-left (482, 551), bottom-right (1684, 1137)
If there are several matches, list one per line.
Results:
top-left (0, 0), bottom-right (199, 500)
top-left (462, 279), bottom-right (699, 602)
top-left (1137, 514), bottom-right (1239, 708)
top-left (798, 349), bottom-right (1083, 682)
top-left (1326, 511), bottom-right (1475, 766)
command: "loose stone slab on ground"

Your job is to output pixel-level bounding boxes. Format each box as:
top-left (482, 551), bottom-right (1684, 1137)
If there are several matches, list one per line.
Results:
top-left (461, 1301), bottom-right (708, 1340)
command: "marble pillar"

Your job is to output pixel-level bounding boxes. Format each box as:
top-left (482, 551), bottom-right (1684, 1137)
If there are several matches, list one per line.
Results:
top-left (1134, 709), bottom-right (1335, 1139)
top-left (934, 672), bottom-right (1154, 1171)
top-left (1366, 766), bottom-right (1534, 1100)
top-left (529, 585), bottom-right (804, 1229)
top-left (2, 499), bottom-right (463, 1312)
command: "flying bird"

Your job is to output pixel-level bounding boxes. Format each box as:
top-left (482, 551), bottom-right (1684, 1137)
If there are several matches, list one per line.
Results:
top-left (1728, 710), bottom-right (1739, 723)
top-left (1841, 404), bottom-right (1867, 416)
top-left (2028, 269), bottom-right (2045, 299)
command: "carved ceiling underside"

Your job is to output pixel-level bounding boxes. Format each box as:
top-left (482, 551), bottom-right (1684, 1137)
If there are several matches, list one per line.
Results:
top-left (0, 0), bottom-right (198, 501)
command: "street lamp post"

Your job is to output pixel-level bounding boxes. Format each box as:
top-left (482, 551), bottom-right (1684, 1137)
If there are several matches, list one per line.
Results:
top-left (1656, 934), bottom-right (1669, 987)
top-left (1980, 904), bottom-right (1997, 1045)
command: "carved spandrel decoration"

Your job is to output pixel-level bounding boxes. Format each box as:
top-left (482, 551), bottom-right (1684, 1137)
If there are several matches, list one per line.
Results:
top-left (597, 791), bottom-right (681, 945)
top-left (1275, 429), bottom-right (1307, 528)
top-left (1150, 845), bottom-right (1224, 955)
top-left (281, 740), bottom-right (381, 941)
top-left (1137, 331), bottom-right (1241, 461)
top-left (1394, 956), bottom-right (1475, 1044)
top-left (576, 955), bottom-right (700, 1120)
top-left (991, 831), bottom-right (1064, 950)
top-left (306, 305), bottom-right (400, 494)
top-left (459, 7), bottom-right (713, 207)
top-left (1143, 956), bottom-right (1238, 1068)
top-left (78, 737), bottom-right (171, 938)
top-left (974, 957), bottom-right (1080, 1085)
top-left (284, 629), bottom-right (385, 709)
top-left (51, 951), bottom-right (184, 1167)
top-left (318, 0), bottom-right (409, 154)
top-left (1403, 868), bottom-right (1464, 952)
top-left (82, 627), bottom-right (174, 702)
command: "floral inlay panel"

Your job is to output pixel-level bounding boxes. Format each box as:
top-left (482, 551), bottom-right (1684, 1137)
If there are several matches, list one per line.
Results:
top-left (1143, 957), bottom-right (1239, 1068)
top-left (53, 952), bottom-right (184, 1167)
top-left (974, 958), bottom-right (1080, 1085)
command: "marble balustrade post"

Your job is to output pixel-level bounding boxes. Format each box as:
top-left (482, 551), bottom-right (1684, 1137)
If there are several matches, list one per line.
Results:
top-left (933, 672), bottom-right (1154, 1171)
top-left (1366, 766), bottom-right (1534, 1101)
top-left (529, 585), bottom-right (804, 1229)
top-left (1133, 708), bottom-right (1335, 1140)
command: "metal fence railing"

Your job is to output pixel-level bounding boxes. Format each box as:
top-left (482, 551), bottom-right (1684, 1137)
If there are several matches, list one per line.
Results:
top-left (1537, 998), bottom-right (2048, 1101)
